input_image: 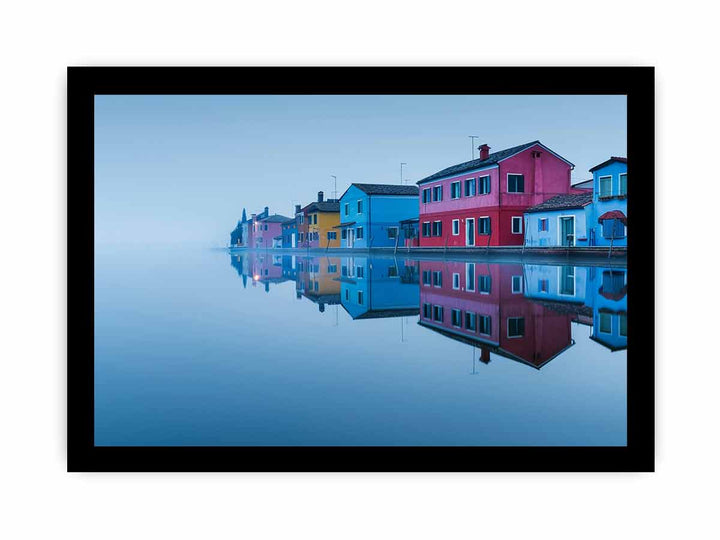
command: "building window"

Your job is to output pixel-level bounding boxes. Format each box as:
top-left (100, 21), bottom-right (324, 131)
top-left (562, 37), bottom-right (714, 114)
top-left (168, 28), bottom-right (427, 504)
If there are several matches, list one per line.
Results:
top-left (358, 291), bottom-right (364, 305)
top-left (478, 315), bottom-right (492, 335)
top-left (511, 216), bottom-right (523, 234)
top-left (356, 266), bottom-right (364, 278)
top-left (327, 231), bottom-right (337, 240)
top-left (344, 203), bottom-right (349, 216)
top-left (387, 226), bottom-right (399, 239)
top-left (599, 312), bottom-right (612, 334)
top-left (479, 275), bottom-right (491, 294)
top-left (356, 226), bottom-right (364, 239)
top-left (478, 217), bottom-right (491, 235)
top-left (538, 218), bottom-right (548, 232)
top-left (422, 188), bottom-right (431, 203)
top-left (341, 265), bottom-right (348, 276)
top-left (433, 305), bottom-right (444, 322)
top-left (539, 279), bottom-right (549, 293)
top-left (422, 222), bottom-right (431, 237)
top-left (452, 273), bottom-right (460, 290)
top-left (466, 263), bottom-right (475, 291)
top-left (423, 303), bottom-right (432, 318)
top-left (478, 175), bottom-right (491, 195)
top-left (451, 181), bottom-right (461, 199)
top-left (603, 219), bottom-right (626, 239)
top-left (299, 215), bottom-right (304, 224)
top-left (465, 178), bottom-right (476, 196)
top-left (341, 229), bottom-right (347, 239)
top-left (507, 174), bottom-right (524, 193)
top-left (452, 219), bottom-right (460, 235)
top-left (511, 275), bottom-right (523, 293)
top-left (507, 317), bottom-right (525, 338)
top-left (422, 270), bottom-right (431, 286)
top-left (433, 185), bottom-right (443, 202)
top-left (388, 265), bottom-right (398, 277)
top-left (432, 270), bottom-right (442, 287)
top-left (357, 200), bottom-right (363, 214)
top-left (451, 309), bottom-right (462, 327)
top-left (465, 312), bottom-right (477, 332)
top-left (599, 175), bottom-right (612, 198)
top-left (619, 314), bottom-right (628, 337)
top-left (432, 221), bottom-right (442, 237)
top-left (345, 289), bottom-right (349, 300)
top-left (619, 173), bottom-right (627, 196)
top-left (299, 233), bottom-right (304, 242)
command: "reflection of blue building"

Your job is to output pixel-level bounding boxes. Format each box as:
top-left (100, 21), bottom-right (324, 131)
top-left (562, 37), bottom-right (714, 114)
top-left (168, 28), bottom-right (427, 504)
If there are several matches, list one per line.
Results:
top-left (524, 264), bottom-right (591, 305)
top-left (586, 267), bottom-right (627, 351)
top-left (339, 256), bottom-right (419, 319)
top-left (524, 193), bottom-right (593, 247)
top-left (337, 184), bottom-right (419, 248)
top-left (587, 157), bottom-right (627, 247)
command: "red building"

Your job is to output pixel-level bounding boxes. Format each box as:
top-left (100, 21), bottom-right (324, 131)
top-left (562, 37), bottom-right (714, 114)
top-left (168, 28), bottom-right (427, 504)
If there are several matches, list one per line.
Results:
top-left (417, 261), bottom-right (574, 369)
top-left (416, 141), bottom-right (577, 247)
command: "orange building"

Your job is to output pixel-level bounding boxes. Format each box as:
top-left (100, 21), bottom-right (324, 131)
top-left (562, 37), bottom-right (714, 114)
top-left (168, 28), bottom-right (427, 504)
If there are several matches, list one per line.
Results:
top-left (301, 191), bottom-right (340, 248)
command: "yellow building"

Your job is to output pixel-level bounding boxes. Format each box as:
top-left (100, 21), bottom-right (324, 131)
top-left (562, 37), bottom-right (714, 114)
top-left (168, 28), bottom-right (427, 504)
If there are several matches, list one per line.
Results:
top-left (302, 191), bottom-right (340, 248)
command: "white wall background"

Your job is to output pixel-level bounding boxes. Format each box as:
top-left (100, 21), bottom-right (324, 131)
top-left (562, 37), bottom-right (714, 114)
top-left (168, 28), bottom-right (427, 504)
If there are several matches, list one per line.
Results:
top-left (1, 1), bottom-right (716, 538)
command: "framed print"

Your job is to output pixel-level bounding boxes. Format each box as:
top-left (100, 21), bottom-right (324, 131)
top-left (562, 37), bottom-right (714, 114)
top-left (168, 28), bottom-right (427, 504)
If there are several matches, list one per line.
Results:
top-left (68, 67), bottom-right (654, 471)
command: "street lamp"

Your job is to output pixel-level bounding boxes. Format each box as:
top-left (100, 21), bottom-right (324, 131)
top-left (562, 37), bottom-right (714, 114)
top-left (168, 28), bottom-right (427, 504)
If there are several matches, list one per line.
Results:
top-left (469, 136), bottom-right (479, 159)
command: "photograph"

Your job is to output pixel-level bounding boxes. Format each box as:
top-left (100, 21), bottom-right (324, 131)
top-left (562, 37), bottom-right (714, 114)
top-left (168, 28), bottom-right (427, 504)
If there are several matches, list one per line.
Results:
top-left (68, 67), bottom-right (654, 471)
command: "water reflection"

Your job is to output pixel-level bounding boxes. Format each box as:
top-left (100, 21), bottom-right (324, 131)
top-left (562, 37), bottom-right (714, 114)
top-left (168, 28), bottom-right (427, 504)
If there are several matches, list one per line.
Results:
top-left (229, 251), bottom-right (627, 369)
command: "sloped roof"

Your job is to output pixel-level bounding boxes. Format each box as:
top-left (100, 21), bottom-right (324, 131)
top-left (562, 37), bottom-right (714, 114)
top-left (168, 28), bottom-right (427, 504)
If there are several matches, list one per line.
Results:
top-left (589, 156), bottom-right (627, 172)
top-left (598, 210), bottom-right (627, 224)
top-left (352, 183), bottom-right (419, 196)
top-left (303, 200), bottom-right (340, 213)
top-left (417, 140), bottom-right (574, 185)
top-left (572, 179), bottom-right (594, 190)
top-left (259, 214), bottom-right (293, 223)
top-left (525, 193), bottom-right (593, 213)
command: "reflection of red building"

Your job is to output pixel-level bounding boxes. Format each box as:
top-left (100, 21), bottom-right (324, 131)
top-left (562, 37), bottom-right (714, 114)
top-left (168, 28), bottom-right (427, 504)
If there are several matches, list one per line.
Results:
top-left (417, 262), bottom-right (575, 368)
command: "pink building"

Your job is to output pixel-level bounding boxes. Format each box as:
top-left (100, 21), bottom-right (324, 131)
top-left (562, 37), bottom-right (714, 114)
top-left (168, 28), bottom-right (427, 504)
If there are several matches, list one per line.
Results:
top-left (251, 208), bottom-right (292, 249)
top-left (417, 141), bottom-right (577, 247)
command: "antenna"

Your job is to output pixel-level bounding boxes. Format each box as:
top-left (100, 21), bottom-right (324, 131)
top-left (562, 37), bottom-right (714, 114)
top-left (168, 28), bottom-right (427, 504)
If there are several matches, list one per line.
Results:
top-left (469, 136), bottom-right (479, 159)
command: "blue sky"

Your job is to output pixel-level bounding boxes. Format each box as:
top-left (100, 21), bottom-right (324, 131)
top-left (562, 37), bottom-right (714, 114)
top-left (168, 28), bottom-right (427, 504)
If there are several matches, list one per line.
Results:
top-left (95, 94), bottom-right (626, 246)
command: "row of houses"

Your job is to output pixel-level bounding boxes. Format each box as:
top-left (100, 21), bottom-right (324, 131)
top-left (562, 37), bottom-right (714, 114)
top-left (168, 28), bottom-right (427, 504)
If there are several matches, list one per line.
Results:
top-left (230, 141), bottom-right (627, 249)
top-left (231, 252), bottom-right (627, 369)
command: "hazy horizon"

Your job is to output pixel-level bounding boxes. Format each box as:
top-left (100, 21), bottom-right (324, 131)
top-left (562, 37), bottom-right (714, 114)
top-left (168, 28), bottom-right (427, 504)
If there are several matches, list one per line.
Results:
top-left (94, 94), bottom-right (626, 247)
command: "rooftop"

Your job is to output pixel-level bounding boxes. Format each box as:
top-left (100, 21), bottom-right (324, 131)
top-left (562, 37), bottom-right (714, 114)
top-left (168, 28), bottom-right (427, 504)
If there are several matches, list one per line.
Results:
top-left (259, 214), bottom-right (293, 223)
top-left (303, 200), bottom-right (340, 213)
top-left (589, 156), bottom-right (627, 172)
top-left (350, 183), bottom-right (419, 196)
top-left (417, 140), bottom-right (574, 185)
top-left (525, 193), bottom-right (593, 213)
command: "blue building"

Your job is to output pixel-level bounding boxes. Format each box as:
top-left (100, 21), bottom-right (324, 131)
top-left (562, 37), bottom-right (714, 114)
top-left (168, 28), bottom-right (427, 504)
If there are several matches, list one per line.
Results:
top-left (336, 184), bottom-right (419, 248)
top-left (586, 266), bottom-right (627, 351)
top-left (523, 263), bottom-right (591, 305)
top-left (339, 256), bottom-right (419, 320)
top-left (524, 193), bottom-right (593, 247)
top-left (281, 209), bottom-right (299, 248)
top-left (587, 157), bottom-right (627, 247)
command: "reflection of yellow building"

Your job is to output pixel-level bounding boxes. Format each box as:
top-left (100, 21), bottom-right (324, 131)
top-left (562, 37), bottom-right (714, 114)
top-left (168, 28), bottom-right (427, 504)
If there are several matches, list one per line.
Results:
top-left (297, 256), bottom-right (341, 311)
top-left (303, 192), bottom-right (340, 248)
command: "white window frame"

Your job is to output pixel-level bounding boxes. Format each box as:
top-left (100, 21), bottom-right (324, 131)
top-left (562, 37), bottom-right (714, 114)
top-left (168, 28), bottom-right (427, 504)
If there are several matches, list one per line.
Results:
top-left (478, 216), bottom-right (491, 236)
top-left (539, 218), bottom-right (548, 232)
top-left (433, 220), bottom-right (442, 237)
top-left (511, 216), bottom-right (523, 234)
top-left (451, 308), bottom-right (462, 328)
top-left (507, 173), bottom-right (524, 193)
top-left (619, 173), bottom-right (627, 196)
top-left (452, 219), bottom-right (460, 235)
top-left (598, 312), bottom-right (612, 334)
top-left (452, 273), bottom-right (460, 290)
top-left (511, 275), bottom-right (523, 294)
top-left (464, 177), bottom-right (476, 196)
top-left (387, 226), bottom-right (399, 240)
top-left (478, 175), bottom-right (491, 195)
top-left (478, 314), bottom-right (491, 336)
top-left (357, 200), bottom-right (363, 214)
top-left (558, 265), bottom-right (576, 297)
top-left (507, 317), bottom-right (525, 338)
top-left (557, 215), bottom-right (576, 246)
top-left (357, 290), bottom-right (364, 305)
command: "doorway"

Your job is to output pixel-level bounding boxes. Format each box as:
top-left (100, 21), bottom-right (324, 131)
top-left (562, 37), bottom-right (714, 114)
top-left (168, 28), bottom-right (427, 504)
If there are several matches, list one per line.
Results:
top-left (466, 218), bottom-right (475, 246)
top-left (560, 216), bottom-right (575, 247)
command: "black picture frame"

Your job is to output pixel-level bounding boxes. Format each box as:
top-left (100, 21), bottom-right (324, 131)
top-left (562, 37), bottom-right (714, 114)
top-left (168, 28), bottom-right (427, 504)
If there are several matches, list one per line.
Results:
top-left (68, 67), bottom-right (654, 472)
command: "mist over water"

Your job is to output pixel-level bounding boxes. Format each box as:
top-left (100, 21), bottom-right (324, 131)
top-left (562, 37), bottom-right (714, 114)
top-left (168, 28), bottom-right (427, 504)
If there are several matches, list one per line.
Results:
top-left (94, 247), bottom-right (627, 446)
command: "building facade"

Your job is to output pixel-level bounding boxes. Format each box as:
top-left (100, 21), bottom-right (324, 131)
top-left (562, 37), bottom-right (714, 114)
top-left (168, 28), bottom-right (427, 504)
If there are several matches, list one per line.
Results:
top-left (300, 192), bottom-right (340, 249)
top-left (252, 211), bottom-right (292, 249)
top-left (281, 209), bottom-right (299, 248)
top-left (337, 183), bottom-right (419, 248)
top-left (587, 157), bottom-right (627, 247)
top-left (524, 193), bottom-right (593, 247)
top-left (416, 141), bottom-right (576, 247)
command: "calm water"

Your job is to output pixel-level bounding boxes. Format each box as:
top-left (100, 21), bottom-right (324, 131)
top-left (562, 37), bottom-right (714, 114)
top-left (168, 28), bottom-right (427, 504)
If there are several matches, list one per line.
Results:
top-left (95, 247), bottom-right (627, 446)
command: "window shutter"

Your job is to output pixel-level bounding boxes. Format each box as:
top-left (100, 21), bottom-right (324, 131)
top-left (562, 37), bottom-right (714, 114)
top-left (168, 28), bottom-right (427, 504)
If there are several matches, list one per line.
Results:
top-left (614, 219), bottom-right (625, 238)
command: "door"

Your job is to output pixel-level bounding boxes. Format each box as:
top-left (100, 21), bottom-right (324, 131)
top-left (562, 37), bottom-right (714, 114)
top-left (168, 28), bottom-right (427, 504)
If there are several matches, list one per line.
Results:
top-left (347, 228), bottom-right (354, 248)
top-left (466, 218), bottom-right (475, 246)
top-left (291, 233), bottom-right (296, 248)
top-left (560, 217), bottom-right (575, 247)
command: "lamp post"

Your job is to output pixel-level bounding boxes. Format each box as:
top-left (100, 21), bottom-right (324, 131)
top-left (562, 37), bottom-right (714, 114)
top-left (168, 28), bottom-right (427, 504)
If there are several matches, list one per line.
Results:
top-left (400, 162), bottom-right (407, 185)
top-left (469, 136), bottom-right (479, 159)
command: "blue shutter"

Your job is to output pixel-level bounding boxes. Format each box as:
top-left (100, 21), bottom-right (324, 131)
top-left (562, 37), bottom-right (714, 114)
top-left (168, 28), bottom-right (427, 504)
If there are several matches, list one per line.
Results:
top-left (603, 219), bottom-right (614, 238)
top-left (614, 219), bottom-right (625, 238)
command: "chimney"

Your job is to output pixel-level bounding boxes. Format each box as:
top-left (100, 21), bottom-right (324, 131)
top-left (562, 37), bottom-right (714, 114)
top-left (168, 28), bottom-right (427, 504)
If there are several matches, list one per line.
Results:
top-left (264, 206), bottom-right (269, 216)
top-left (478, 144), bottom-right (490, 160)
top-left (295, 204), bottom-right (301, 215)
top-left (318, 191), bottom-right (324, 202)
